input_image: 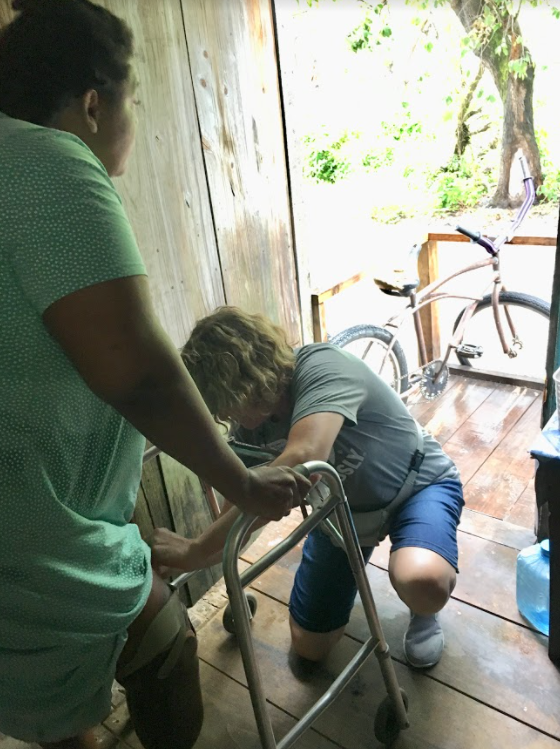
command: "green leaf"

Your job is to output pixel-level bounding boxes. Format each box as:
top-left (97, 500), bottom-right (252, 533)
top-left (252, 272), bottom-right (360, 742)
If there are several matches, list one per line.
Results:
top-left (425, 41), bottom-right (434, 53)
top-left (486, 94), bottom-right (496, 103)
top-left (445, 95), bottom-right (453, 105)
top-left (381, 26), bottom-right (393, 38)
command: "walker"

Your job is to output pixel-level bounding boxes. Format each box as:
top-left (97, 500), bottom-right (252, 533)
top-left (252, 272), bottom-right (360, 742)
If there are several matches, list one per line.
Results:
top-left (144, 448), bottom-right (410, 747)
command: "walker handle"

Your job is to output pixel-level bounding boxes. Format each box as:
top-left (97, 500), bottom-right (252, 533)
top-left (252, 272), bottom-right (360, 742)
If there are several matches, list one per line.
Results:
top-left (293, 463), bottom-right (311, 479)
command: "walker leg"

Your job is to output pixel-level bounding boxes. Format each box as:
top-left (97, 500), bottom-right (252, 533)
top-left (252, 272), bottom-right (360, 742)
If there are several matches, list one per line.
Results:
top-left (223, 517), bottom-right (278, 748)
top-left (335, 502), bottom-right (410, 731)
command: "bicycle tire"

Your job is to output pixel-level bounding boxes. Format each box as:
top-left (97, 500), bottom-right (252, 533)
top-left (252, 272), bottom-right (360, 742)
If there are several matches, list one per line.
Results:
top-left (330, 324), bottom-right (409, 395)
top-left (453, 291), bottom-right (550, 371)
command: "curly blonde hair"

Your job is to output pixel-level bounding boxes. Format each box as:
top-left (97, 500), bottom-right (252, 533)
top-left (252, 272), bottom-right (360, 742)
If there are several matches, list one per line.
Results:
top-left (181, 307), bottom-right (296, 420)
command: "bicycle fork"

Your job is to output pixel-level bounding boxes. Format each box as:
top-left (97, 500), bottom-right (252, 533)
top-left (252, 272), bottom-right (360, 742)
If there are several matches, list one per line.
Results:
top-left (492, 279), bottom-right (522, 358)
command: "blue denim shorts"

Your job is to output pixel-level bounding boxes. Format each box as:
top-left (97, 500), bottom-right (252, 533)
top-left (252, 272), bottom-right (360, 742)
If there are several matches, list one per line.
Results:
top-left (289, 479), bottom-right (464, 634)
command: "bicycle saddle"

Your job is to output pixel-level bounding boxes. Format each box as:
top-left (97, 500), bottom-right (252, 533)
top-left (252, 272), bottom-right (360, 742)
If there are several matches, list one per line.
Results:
top-left (373, 243), bottom-right (422, 297)
top-left (374, 274), bottom-right (420, 297)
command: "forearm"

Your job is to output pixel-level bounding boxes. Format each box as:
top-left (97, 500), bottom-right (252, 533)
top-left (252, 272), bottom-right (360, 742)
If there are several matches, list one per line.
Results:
top-left (186, 508), bottom-right (269, 569)
top-left (269, 445), bottom-right (326, 468)
top-left (179, 451), bottom-right (310, 571)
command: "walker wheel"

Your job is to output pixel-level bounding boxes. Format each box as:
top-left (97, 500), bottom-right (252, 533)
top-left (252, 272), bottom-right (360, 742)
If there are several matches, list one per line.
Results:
top-left (374, 688), bottom-right (409, 747)
top-left (222, 593), bottom-right (258, 635)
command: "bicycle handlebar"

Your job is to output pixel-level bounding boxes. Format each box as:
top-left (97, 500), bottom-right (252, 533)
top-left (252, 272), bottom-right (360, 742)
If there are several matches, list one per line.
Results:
top-left (456, 226), bottom-right (481, 242)
top-left (455, 154), bottom-right (535, 255)
top-left (456, 225), bottom-right (497, 256)
top-left (520, 154), bottom-right (531, 181)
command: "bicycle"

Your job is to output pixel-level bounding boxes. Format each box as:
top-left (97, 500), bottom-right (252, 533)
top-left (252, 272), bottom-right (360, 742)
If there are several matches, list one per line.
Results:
top-left (330, 156), bottom-right (551, 400)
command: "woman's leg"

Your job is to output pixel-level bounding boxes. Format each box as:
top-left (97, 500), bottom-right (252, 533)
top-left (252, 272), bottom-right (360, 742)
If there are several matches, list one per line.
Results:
top-left (388, 546), bottom-right (456, 615)
top-left (40, 572), bottom-right (203, 749)
top-left (116, 573), bottom-right (203, 749)
top-left (289, 617), bottom-right (346, 662)
top-left (388, 478), bottom-right (464, 668)
top-left (288, 527), bottom-right (374, 662)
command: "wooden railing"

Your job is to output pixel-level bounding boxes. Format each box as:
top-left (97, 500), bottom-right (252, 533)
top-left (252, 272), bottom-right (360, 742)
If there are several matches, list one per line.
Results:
top-left (311, 231), bottom-right (557, 365)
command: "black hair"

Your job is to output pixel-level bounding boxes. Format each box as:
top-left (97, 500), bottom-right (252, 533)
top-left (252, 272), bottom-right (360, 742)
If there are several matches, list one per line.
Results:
top-left (0, 0), bottom-right (134, 125)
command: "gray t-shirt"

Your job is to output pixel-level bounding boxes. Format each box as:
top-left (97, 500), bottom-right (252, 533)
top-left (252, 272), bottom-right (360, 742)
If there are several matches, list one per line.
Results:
top-left (237, 343), bottom-right (459, 511)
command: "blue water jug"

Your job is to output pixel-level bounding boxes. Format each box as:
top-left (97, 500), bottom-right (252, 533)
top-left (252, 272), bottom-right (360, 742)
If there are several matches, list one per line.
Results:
top-left (516, 539), bottom-right (550, 636)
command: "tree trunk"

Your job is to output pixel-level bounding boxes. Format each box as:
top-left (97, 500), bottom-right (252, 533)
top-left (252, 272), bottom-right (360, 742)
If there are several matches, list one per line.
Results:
top-left (449, 0), bottom-right (543, 206)
top-left (454, 62), bottom-right (485, 158)
top-left (491, 61), bottom-right (543, 207)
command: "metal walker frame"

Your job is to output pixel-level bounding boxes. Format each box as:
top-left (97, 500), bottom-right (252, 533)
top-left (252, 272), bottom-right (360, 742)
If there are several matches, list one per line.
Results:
top-left (142, 447), bottom-right (409, 746)
top-left (221, 460), bottom-right (409, 748)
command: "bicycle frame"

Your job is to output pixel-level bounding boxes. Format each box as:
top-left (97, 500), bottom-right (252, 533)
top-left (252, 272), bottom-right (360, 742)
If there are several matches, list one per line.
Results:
top-left (378, 156), bottom-right (536, 392)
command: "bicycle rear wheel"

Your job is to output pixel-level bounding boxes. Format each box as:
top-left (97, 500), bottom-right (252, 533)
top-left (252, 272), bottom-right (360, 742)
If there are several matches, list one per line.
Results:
top-left (330, 324), bottom-right (409, 395)
top-left (452, 291), bottom-right (550, 382)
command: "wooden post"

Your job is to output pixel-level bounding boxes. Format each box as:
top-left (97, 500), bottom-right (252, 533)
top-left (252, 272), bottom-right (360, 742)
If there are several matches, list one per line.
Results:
top-left (418, 239), bottom-right (441, 362)
top-left (311, 293), bottom-right (328, 343)
top-left (542, 210), bottom-right (560, 425)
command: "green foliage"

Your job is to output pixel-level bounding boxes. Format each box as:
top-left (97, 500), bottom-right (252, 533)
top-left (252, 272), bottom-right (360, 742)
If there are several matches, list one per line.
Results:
top-left (299, 0), bottom-right (559, 216)
top-left (370, 204), bottom-right (411, 224)
top-left (382, 116), bottom-right (422, 141)
top-left (406, 0), bottom-right (559, 89)
top-left (303, 131), bottom-right (352, 184)
top-left (536, 128), bottom-right (560, 202)
top-left (430, 156), bottom-right (490, 211)
top-left (347, 3), bottom-right (392, 53)
top-left (362, 146), bottom-right (395, 171)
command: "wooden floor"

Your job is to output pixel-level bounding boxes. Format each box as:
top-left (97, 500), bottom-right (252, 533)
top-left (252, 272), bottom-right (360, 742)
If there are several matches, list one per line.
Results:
top-left (3, 376), bottom-right (559, 749)
top-left (408, 374), bottom-right (542, 530)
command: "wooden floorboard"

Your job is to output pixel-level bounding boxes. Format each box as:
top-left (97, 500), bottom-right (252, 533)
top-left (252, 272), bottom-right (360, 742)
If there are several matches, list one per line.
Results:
top-left (246, 548), bottom-right (560, 739)
top-left (464, 396), bottom-right (542, 517)
top-left (408, 376), bottom-right (462, 423)
top-left (443, 384), bottom-right (538, 486)
top-left (411, 377), bottom-right (540, 530)
top-left (412, 376), bottom-right (497, 445)
top-left (198, 590), bottom-right (560, 749)
top-left (459, 506), bottom-right (535, 549)
top-left (505, 479), bottom-right (538, 530)
top-left (107, 661), bottom-right (340, 749)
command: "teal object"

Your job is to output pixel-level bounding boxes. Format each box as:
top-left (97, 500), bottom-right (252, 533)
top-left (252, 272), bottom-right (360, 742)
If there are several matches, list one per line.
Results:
top-left (517, 540), bottom-right (551, 636)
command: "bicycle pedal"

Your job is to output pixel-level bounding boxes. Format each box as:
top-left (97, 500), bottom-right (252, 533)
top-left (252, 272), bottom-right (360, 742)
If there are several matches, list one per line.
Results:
top-left (456, 343), bottom-right (483, 359)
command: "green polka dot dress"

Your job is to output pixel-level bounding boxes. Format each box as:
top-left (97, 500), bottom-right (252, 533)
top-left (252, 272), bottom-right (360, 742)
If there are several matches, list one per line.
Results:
top-left (0, 112), bottom-right (152, 743)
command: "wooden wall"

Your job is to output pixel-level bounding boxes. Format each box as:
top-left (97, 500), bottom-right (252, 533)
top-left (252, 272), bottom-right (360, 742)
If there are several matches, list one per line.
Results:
top-left (1, 0), bottom-right (301, 602)
top-left (101, 0), bottom-right (301, 347)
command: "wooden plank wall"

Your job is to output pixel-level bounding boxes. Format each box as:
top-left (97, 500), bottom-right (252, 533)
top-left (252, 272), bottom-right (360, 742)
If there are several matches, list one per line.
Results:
top-left (182, 0), bottom-right (301, 343)
top-left (0, 0), bottom-right (301, 603)
top-left (102, 0), bottom-right (226, 347)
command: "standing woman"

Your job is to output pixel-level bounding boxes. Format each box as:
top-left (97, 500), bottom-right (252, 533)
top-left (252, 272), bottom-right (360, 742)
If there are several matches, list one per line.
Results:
top-left (0, 2), bottom-right (308, 748)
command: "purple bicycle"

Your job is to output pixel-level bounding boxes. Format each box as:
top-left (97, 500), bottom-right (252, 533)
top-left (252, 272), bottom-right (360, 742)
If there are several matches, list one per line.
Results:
top-left (330, 156), bottom-right (551, 400)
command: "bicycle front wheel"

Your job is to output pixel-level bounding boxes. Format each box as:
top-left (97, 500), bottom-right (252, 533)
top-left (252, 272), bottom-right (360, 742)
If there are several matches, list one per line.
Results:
top-left (330, 324), bottom-right (409, 395)
top-left (453, 291), bottom-right (550, 382)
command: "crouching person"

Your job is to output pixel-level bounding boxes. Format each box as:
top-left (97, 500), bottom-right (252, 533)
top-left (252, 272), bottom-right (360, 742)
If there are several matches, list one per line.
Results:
top-left (150, 307), bottom-right (464, 669)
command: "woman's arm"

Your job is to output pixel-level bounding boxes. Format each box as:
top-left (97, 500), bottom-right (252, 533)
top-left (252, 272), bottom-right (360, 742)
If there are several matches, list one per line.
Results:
top-left (43, 275), bottom-right (309, 519)
top-left (149, 411), bottom-right (345, 572)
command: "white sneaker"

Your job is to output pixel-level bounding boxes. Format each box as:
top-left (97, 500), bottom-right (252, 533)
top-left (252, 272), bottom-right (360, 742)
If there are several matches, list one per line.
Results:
top-left (403, 612), bottom-right (444, 669)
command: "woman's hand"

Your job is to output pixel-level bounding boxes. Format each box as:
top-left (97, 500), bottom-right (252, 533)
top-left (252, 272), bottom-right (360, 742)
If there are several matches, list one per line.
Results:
top-left (232, 465), bottom-right (311, 520)
top-left (147, 527), bottom-right (202, 577)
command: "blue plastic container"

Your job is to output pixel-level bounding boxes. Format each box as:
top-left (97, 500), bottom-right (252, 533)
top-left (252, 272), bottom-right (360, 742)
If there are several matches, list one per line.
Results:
top-left (516, 539), bottom-right (550, 636)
